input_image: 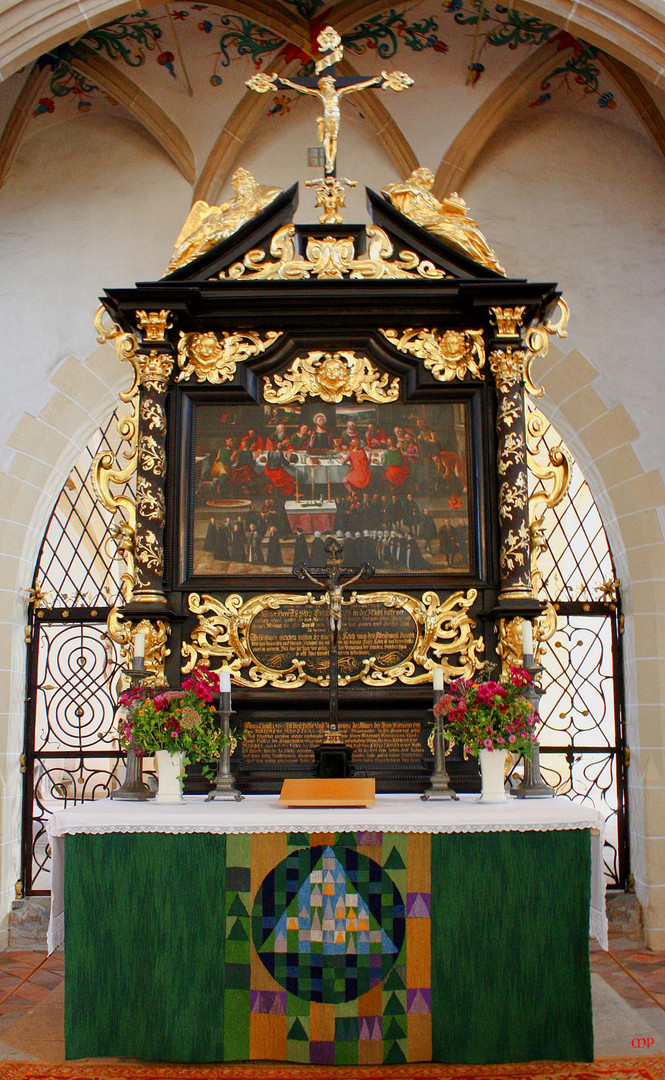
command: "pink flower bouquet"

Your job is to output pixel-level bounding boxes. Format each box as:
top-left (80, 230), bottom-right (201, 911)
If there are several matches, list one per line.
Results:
top-left (433, 666), bottom-right (538, 758)
top-left (117, 665), bottom-right (226, 778)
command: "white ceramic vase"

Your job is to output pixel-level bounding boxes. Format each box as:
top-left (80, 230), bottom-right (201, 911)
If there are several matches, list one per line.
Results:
top-left (478, 747), bottom-right (507, 803)
top-left (154, 749), bottom-right (185, 803)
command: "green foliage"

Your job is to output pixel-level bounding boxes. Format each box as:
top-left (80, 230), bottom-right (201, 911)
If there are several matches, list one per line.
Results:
top-left (341, 10), bottom-right (447, 60)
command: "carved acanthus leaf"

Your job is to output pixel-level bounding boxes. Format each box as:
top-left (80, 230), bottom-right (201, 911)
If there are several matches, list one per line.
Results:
top-left (218, 224), bottom-right (447, 281)
top-left (177, 330), bottom-right (282, 384)
top-left (263, 352), bottom-right (400, 405)
top-left (380, 328), bottom-right (485, 382)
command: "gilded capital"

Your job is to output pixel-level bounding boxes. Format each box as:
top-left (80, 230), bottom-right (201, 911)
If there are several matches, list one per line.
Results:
top-left (490, 306), bottom-right (525, 338)
top-left (489, 347), bottom-right (528, 391)
top-left (137, 350), bottom-right (175, 392)
top-left (136, 310), bottom-right (172, 342)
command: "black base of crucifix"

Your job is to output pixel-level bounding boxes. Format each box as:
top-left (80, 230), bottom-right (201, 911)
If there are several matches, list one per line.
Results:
top-left (293, 536), bottom-right (374, 733)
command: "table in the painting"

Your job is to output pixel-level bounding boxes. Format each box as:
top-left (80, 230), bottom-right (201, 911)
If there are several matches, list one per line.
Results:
top-left (284, 500), bottom-right (337, 534)
top-left (48, 795), bottom-right (605, 1065)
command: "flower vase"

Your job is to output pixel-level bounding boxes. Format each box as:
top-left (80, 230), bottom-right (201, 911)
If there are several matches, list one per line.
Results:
top-left (478, 747), bottom-right (507, 803)
top-left (154, 750), bottom-right (185, 803)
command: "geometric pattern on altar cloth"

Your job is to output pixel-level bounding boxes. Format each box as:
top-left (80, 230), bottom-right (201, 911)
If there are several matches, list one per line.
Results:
top-left (224, 831), bottom-right (432, 1064)
top-left (252, 845), bottom-right (404, 1003)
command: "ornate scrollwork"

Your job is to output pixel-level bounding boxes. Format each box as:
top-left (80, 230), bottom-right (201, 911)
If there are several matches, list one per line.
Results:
top-left (136, 477), bottom-right (165, 526)
top-left (182, 590), bottom-right (484, 688)
top-left (263, 352), bottom-right (400, 405)
top-left (138, 434), bottom-right (166, 477)
top-left (219, 224), bottom-right (447, 281)
top-left (499, 474), bottom-right (528, 520)
top-left (106, 608), bottom-right (170, 685)
top-left (380, 328), bottom-right (485, 382)
top-left (490, 306), bottom-right (525, 337)
top-left (496, 616), bottom-right (523, 677)
top-left (497, 432), bottom-right (524, 474)
top-left (497, 396), bottom-right (521, 429)
top-left (527, 409), bottom-right (572, 569)
top-left (137, 350), bottom-right (174, 393)
top-left (177, 330), bottom-right (282, 384)
top-left (135, 530), bottom-right (164, 575)
top-left (135, 310), bottom-right (172, 342)
top-left (526, 406), bottom-right (573, 658)
top-left (91, 306), bottom-right (140, 601)
top-left (501, 523), bottom-right (530, 575)
top-left (140, 399), bottom-right (165, 433)
top-left (523, 297), bottom-right (570, 399)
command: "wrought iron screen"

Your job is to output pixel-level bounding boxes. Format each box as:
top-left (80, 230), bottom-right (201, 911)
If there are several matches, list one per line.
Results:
top-left (526, 403), bottom-right (627, 888)
top-left (22, 410), bottom-right (133, 893)
top-left (21, 404), bottom-right (628, 893)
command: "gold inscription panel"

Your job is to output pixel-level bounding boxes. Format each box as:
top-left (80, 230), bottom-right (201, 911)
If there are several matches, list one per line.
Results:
top-left (248, 603), bottom-right (418, 680)
top-left (240, 719), bottom-right (424, 770)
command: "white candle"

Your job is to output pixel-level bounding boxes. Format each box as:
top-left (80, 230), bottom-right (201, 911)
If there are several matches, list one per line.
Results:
top-left (522, 619), bottom-right (533, 657)
top-left (134, 632), bottom-right (145, 660)
top-left (219, 669), bottom-right (232, 694)
top-left (433, 667), bottom-right (444, 691)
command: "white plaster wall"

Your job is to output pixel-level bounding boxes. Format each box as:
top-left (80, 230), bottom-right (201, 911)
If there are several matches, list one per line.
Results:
top-left (462, 102), bottom-right (665, 490)
top-left (0, 113), bottom-right (190, 462)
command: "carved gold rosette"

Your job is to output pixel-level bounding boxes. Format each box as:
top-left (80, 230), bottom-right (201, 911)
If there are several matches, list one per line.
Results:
top-left (263, 351), bottom-right (400, 405)
top-left (380, 327), bottom-right (484, 381)
top-left (177, 330), bottom-right (282, 384)
top-left (106, 608), bottom-right (170, 686)
top-left (183, 589), bottom-right (484, 688)
top-left (218, 224), bottom-right (447, 281)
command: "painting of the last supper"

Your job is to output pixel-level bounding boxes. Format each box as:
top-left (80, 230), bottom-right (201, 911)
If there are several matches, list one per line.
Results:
top-left (191, 399), bottom-right (472, 577)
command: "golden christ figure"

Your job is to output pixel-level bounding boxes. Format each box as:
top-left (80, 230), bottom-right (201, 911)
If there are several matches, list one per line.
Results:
top-left (247, 27), bottom-right (413, 176)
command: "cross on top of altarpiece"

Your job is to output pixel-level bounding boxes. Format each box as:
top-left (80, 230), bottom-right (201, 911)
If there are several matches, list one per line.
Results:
top-left (246, 26), bottom-right (413, 181)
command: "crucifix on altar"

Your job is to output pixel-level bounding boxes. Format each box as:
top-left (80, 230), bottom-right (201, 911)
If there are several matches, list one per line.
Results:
top-left (293, 536), bottom-right (374, 738)
top-left (247, 26), bottom-right (413, 221)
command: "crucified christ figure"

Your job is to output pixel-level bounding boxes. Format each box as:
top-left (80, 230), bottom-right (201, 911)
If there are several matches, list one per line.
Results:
top-left (293, 537), bottom-right (374, 729)
top-left (246, 27), bottom-right (413, 176)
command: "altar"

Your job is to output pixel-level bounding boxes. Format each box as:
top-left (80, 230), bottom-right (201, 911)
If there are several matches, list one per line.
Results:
top-left (49, 795), bottom-right (605, 1065)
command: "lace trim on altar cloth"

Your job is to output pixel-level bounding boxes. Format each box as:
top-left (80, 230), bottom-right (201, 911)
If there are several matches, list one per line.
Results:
top-left (47, 820), bottom-right (602, 836)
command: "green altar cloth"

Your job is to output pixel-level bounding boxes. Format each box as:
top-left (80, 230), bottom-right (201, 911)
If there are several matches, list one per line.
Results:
top-left (63, 825), bottom-right (593, 1064)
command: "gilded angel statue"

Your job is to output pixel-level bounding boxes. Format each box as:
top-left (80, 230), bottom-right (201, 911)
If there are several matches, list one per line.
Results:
top-left (383, 167), bottom-right (506, 275)
top-left (166, 168), bottom-right (281, 273)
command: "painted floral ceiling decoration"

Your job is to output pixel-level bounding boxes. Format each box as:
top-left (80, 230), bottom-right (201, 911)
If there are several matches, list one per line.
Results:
top-left (32, 1), bottom-right (616, 119)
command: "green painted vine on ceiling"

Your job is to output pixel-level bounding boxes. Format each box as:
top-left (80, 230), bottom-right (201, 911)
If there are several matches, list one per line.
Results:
top-left (31, 2), bottom-right (616, 118)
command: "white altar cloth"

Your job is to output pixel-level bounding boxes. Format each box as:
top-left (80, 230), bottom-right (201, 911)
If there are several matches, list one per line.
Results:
top-left (47, 793), bottom-right (607, 952)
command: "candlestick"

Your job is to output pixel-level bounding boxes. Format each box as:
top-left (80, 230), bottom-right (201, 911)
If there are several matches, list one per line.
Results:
top-left (219, 669), bottom-right (231, 694)
top-left (433, 667), bottom-right (444, 692)
top-left (134, 632), bottom-right (145, 660)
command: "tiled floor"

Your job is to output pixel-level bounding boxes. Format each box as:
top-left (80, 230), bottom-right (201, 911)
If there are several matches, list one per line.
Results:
top-left (0, 950), bottom-right (64, 1020)
top-left (591, 947), bottom-right (665, 1010)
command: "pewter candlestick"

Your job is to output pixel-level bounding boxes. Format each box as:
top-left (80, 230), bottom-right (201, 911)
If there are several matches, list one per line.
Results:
top-left (511, 652), bottom-right (555, 799)
top-left (207, 690), bottom-right (244, 801)
top-left (111, 650), bottom-right (155, 801)
top-left (421, 682), bottom-right (458, 801)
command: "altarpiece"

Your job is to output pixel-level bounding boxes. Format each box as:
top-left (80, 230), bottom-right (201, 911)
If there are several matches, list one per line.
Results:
top-left (95, 162), bottom-right (568, 795)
